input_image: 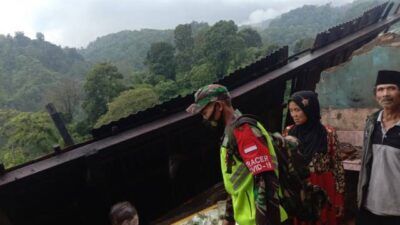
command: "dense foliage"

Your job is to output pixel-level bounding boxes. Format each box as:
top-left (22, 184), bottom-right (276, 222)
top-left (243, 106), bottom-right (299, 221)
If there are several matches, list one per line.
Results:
top-left (0, 32), bottom-right (89, 112)
top-left (0, 0), bottom-right (386, 167)
top-left (95, 87), bottom-right (159, 128)
top-left (0, 109), bottom-right (60, 168)
top-left (82, 62), bottom-right (126, 127)
top-left (259, 0), bottom-right (386, 53)
top-left (81, 29), bottom-right (174, 74)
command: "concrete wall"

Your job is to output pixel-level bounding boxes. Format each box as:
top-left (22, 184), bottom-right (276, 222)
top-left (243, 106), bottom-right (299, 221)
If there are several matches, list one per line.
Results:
top-left (317, 32), bottom-right (400, 109)
top-left (316, 32), bottom-right (400, 146)
top-left (321, 108), bottom-right (378, 146)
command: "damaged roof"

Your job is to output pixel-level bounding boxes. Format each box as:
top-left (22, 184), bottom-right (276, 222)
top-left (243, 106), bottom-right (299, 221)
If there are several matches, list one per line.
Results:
top-left (1, 1), bottom-right (399, 185)
top-left (1, 2), bottom-right (400, 225)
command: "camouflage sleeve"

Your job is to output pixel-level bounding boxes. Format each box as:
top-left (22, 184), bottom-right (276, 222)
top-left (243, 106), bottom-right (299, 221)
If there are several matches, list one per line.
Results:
top-left (247, 126), bottom-right (281, 225)
top-left (272, 132), bottom-right (300, 150)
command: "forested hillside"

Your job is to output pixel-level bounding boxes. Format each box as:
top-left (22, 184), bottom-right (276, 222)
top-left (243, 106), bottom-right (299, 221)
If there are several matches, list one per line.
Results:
top-left (0, 32), bottom-right (91, 167)
top-left (260, 0), bottom-right (385, 52)
top-left (82, 0), bottom-right (385, 74)
top-left (0, 32), bottom-right (89, 112)
top-left (81, 29), bottom-right (175, 75)
top-left (0, 0), bottom-right (387, 168)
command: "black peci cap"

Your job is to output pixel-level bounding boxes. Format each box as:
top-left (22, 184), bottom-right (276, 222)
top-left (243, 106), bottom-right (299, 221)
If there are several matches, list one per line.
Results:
top-left (375, 70), bottom-right (400, 87)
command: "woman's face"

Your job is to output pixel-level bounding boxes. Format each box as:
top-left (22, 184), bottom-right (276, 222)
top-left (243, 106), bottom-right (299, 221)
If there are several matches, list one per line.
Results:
top-left (288, 101), bottom-right (308, 125)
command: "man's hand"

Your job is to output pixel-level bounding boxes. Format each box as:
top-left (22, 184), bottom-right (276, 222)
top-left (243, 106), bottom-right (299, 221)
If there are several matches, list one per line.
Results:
top-left (222, 219), bottom-right (235, 225)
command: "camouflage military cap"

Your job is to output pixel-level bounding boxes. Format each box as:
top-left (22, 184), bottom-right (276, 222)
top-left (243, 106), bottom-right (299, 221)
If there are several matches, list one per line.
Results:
top-left (186, 84), bottom-right (231, 114)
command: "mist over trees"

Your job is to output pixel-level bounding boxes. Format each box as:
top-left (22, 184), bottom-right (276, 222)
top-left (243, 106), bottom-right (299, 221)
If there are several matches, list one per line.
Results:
top-left (0, 0), bottom-right (386, 167)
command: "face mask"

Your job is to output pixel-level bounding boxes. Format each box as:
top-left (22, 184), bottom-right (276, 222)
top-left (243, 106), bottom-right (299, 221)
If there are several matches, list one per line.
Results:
top-left (202, 119), bottom-right (218, 129)
top-left (202, 103), bottom-right (223, 130)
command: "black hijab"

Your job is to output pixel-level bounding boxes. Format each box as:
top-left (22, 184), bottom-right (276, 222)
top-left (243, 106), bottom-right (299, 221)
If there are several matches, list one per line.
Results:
top-left (288, 91), bottom-right (327, 164)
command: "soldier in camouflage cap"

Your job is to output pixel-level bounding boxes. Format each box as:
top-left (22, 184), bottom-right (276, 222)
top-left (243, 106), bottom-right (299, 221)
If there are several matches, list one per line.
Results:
top-left (186, 84), bottom-right (231, 115)
top-left (187, 84), bottom-right (289, 225)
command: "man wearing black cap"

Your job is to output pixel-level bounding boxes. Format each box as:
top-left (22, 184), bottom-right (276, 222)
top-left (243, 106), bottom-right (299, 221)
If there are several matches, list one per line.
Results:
top-left (357, 70), bottom-right (400, 225)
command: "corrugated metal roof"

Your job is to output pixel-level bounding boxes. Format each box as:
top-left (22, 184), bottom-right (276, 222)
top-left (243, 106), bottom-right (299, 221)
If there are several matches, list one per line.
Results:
top-left (1, 1), bottom-right (399, 184)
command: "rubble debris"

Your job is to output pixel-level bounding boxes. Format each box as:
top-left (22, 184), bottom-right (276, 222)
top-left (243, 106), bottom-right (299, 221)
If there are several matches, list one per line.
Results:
top-left (172, 202), bottom-right (225, 225)
top-left (338, 142), bottom-right (362, 161)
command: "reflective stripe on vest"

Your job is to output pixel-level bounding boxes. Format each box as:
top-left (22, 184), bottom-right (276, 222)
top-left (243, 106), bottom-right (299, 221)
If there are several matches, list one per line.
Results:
top-left (221, 146), bottom-right (256, 225)
top-left (230, 163), bottom-right (251, 191)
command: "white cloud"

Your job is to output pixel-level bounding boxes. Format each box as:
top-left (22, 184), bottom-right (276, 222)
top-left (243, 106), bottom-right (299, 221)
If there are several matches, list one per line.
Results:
top-left (240, 0), bottom-right (354, 26)
top-left (0, 0), bottom-right (58, 39)
top-left (241, 9), bottom-right (283, 25)
top-left (0, 0), bottom-right (356, 47)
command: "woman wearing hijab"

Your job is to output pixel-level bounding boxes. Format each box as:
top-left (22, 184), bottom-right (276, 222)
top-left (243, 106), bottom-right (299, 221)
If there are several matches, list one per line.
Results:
top-left (284, 90), bottom-right (345, 225)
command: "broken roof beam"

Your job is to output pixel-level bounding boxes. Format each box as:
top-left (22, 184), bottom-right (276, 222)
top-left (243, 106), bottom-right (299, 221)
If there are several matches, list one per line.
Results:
top-left (46, 103), bottom-right (74, 147)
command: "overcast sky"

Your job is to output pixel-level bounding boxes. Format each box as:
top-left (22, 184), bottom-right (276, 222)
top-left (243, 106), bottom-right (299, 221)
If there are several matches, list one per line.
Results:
top-left (0, 0), bottom-right (354, 48)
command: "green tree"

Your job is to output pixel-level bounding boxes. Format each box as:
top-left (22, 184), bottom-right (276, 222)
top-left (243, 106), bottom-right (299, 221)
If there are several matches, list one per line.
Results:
top-left (0, 32), bottom-right (88, 112)
top-left (175, 72), bottom-right (193, 96)
top-left (145, 42), bottom-right (176, 80)
top-left (0, 109), bottom-right (19, 148)
top-left (154, 79), bottom-right (179, 102)
top-left (82, 62), bottom-right (125, 126)
top-left (36, 32), bottom-right (45, 41)
top-left (190, 21), bottom-right (210, 36)
top-left (175, 24), bottom-right (194, 52)
top-left (95, 87), bottom-right (159, 127)
top-left (0, 110), bottom-right (60, 168)
top-left (174, 24), bottom-right (195, 73)
top-left (189, 63), bottom-right (217, 89)
top-left (14, 31), bottom-right (30, 47)
top-left (201, 20), bottom-right (246, 78)
top-left (82, 29), bottom-right (174, 72)
top-left (43, 78), bottom-right (83, 123)
top-left (6, 55), bottom-right (58, 111)
top-left (0, 147), bottom-right (26, 168)
top-left (239, 28), bottom-right (262, 48)
top-left (142, 73), bottom-right (167, 86)
top-left (240, 47), bottom-right (264, 67)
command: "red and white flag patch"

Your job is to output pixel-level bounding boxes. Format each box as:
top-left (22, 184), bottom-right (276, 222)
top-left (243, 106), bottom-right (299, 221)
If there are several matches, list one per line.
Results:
top-left (234, 124), bottom-right (275, 175)
top-left (244, 145), bottom-right (257, 154)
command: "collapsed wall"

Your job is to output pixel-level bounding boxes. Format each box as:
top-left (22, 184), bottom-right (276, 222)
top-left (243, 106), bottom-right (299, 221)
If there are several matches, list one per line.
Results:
top-left (315, 31), bottom-right (400, 222)
top-left (318, 31), bottom-right (400, 148)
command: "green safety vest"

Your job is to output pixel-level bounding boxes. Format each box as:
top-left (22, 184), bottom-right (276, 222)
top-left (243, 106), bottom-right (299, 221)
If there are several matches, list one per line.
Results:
top-left (220, 121), bottom-right (288, 225)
